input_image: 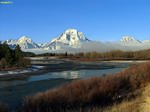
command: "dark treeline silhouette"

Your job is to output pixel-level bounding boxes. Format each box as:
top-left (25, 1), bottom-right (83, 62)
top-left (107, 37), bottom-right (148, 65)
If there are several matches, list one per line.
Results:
top-left (0, 44), bottom-right (31, 70)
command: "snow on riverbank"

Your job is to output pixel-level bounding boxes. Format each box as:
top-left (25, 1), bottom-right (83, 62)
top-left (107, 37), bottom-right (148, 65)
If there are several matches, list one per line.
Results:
top-left (0, 65), bottom-right (45, 76)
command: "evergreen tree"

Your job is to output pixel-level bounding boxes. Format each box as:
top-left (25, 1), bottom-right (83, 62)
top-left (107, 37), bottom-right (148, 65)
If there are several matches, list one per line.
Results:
top-left (65, 52), bottom-right (68, 57)
top-left (15, 45), bottom-right (23, 66)
top-left (5, 47), bottom-right (13, 66)
top-left (0, 44), bottom-right (3, 59)
top-left (0, 44), bottom-right (31, 69)
top-left (0, 58), bottom-right (7, 69)
top-left (0, 44), bottom-right (9, 59)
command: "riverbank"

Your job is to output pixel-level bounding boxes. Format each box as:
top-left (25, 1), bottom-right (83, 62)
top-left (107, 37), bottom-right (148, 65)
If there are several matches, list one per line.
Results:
top-left (0, 65), bottom-right (45, 75)
top-left (21, 62), bottom-right (150, 112)
top-left (67, 57), bottom-right (150, 63)
top-left (0, 65), bottom-right (46, 80)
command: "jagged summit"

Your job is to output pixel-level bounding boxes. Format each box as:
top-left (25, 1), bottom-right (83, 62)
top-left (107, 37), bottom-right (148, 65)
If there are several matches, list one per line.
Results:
top-left (58, 28), bottom-right (89, 42)
top-left (120, 36), bottom-right (142, 44)
top-left (65, 29), bottom-right (88, 41)
top-left (17, 36), bottom-right (32, 44)
top-left (1, 39), bottom-right (17, 45)
top-left (44, 29), bottom-right (90, 50)
top-left (16, 36), bottom-right (39, 49)
top-left (65, 29), bottom-right (78, 33)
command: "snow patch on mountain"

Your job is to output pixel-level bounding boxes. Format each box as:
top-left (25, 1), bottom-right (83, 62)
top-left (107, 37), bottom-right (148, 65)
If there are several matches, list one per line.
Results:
top-left (38, 43), bottom-right (46, 47)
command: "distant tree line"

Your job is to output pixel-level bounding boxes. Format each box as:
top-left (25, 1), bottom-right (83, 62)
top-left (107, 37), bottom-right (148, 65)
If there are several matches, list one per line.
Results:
top-left (0, 44), bottom-right (31, 69)
top-left (34, 52), bottom-right (67, 57)
top-left (35, 49), bottom-right (150, 60)
top-left (73, 50), bottom-right (150, 60)
top-left (22, 51), bottom-right (36, 57)
top-left (81, 50), bottom-right (150, 60)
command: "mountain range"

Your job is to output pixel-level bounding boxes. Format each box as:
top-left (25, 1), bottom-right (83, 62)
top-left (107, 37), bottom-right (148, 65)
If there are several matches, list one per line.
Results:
top-left (0, 29), bottom-right (90, 50)
top-left (0, 29), bottom-right (150, 51)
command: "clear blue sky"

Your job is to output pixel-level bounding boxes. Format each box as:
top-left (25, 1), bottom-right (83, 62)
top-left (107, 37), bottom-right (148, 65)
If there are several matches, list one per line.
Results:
top-left (0, 0), bottom-right (150, 43)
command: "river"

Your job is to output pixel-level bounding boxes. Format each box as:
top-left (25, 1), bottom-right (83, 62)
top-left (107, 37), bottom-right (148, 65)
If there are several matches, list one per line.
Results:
top-left (0, 60), bottom-right (131, 110)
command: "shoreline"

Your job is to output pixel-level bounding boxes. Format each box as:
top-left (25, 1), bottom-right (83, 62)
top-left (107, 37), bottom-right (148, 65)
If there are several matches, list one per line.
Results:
top-left (67, 57), bottom-right (150, 62)
top-left (0, 59), bottom-right (149, 80)
top-left (0, 65), bottom-right (46, 79)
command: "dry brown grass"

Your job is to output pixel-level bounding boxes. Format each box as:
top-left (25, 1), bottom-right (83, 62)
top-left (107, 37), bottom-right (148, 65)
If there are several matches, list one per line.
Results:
top-left (92, 98), bottom-right (141, 112)
top-left (93, 84), bottom-right (150, 112)
top-left (0, 103), bottom-right (8, 112)
top-left (140, 84), bottom-right (150, 112)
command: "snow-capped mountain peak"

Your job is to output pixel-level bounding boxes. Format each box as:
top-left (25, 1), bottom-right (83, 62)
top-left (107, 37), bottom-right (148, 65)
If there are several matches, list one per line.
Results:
top-left (63, 29), bottom-right (88, 41)
top-left (65, 28), bottom-right (78, 34)
top-left (17, 36), bottom-right (32, 44)
top-left (57, 28), bottom-right (89, 43)
top-left (120, 36), bottom-right (142, 44)
top-left (0, 29), bottom-right (90, 50)
top-left (0, 36), bottom-right (40, 49)
top-left (1, 31), bottom-right (150, 52)
top-left (16, 36), bottom-right (39, 49)
top-left (44, 29), bottom-right (90, 50)
top-left (1, 39), bottom-right (17, 45)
